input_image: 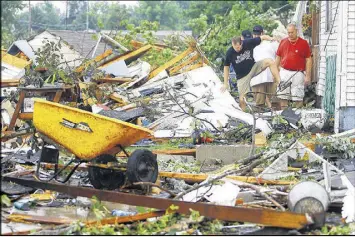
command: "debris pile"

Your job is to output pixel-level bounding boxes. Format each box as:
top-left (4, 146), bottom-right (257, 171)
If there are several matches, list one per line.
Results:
top-left (1, 30), bottom-right (355, 235)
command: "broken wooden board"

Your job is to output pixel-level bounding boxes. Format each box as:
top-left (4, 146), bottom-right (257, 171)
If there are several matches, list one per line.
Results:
top-left (159, 172), bottom-right (296, 185)
top-left (1, 79), bottom-right (20, 87)
top-left (98, 45), bottom-right (152, 69)
top-left (7, 214), bottom-right (72, 225)
top-left (148, 46), bottom-right (195, 80)
top-left (96, 77), bottom-right (132, 83)
top-left (75, 49), bottom-right (113, 73)
top-left (85, 211), bottom-right (165, 227)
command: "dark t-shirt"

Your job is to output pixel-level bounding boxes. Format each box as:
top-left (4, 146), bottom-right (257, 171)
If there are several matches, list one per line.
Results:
top-left (224, 37), bottom-right (261, 79)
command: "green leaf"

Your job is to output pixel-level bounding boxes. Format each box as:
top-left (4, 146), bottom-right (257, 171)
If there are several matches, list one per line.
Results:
top-left (1, 194), bottom-right (11, 207)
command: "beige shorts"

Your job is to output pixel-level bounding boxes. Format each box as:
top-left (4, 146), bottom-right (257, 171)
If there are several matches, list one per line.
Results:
top-left (237, 60), bottom-right (265, 97)
top-left (277, 68), bottom-right (305, 101)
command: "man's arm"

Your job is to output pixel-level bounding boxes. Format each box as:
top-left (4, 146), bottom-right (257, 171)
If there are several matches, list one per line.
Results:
top-left (260, 35), bottom-right (274, 41)
top-left (275, 56), bottom-right (281, 71)
top-left (221, 66), bottom-right (230, 92)
top-left (305, 57), bottom-right (312, 86)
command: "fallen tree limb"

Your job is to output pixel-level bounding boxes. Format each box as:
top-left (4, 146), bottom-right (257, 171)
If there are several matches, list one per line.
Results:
top-left (174, 150), bottom-right (284, 200)
top-left (228, 179), bottom-right (286, 211)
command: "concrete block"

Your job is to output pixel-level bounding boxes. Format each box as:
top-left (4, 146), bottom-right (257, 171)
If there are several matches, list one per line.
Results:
top-left (157, 154), bottom-right (195, 163)
top-left (196, 145), bottom-right (251, 165)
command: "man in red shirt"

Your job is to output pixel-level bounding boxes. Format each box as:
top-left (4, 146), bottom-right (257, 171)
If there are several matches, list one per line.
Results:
top-left (275, 23), bottom-right (312, 109)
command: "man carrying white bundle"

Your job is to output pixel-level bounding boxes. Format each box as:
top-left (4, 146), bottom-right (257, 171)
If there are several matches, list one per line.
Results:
top-left (250, 25), bottom-right (282, 111)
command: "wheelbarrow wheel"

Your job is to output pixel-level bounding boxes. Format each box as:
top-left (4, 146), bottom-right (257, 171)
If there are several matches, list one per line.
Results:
top-left (127, 149), bottom-right (158, 184)
top-left (88, 154), bottom-right (125, 190)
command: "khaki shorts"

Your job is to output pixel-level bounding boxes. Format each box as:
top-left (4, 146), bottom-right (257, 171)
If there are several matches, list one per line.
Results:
top-left (252, 82), bottom-right (277, 106)
top-left (277, 68), bottom-right (305, 101)
top-left (237, 60), bottom-right (265, 97)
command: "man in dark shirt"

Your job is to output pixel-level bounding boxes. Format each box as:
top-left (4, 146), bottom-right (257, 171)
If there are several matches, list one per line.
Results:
top-left (221, 35), bottom-right (281, 111)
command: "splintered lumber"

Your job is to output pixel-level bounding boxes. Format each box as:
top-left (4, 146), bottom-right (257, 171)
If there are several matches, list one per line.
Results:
top-left (131, 40), bottom-right (166, 51)
top-left (75, 49), bottom-right (113, 73)
top-left (1, 79), bottom-right (20, 87)
top-left (148, 46), bottom-right (195, 80)
top-left (98, 45), bottom-right (152, 69)
top-left (7, 214), bottom-right (72, 225)
top-left (168, 54), bottom-right (201, 75)
top-left (96, 77), bottom-right (132, 83)
top-left (158, 172), bottom-right (296, 185)
top-left (85, 211), bottom-right (165, 227)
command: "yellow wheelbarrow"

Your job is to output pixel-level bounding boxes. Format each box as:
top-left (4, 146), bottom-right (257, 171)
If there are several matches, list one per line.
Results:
top-left (33, 99), bottom-right (158, 190)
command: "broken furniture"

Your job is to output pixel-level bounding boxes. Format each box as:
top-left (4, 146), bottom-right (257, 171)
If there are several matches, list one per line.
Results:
top-left (33, 99), bottom-right (158, 189)
top-left (6, 85), bottom-right (72, 131)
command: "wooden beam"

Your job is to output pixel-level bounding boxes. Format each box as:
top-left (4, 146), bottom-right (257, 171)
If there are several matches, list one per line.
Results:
top-left (182, 62), bottom-right (203, 73)
top-left (75, 49), bottom-right (113, 73)
top-left (130, 40), bottom-right (166, 51)
top-left (158, 171), bottom-right (296, 185)
top-left (96, 77), bottom-right (132, 83)
top-left (7, 214), bottom-right (72, 225)
top-left (18, 113), bottom-right (33, 120)
top-left (8, 91), bottom-right (25, 131)
top-left (148, 47), bottom-right (195, 80)
top-left (1, 79), bottom-right (20, 87)
top-left (98, 45), bottom-right (152, 69)
top-left (168, 54), bottom-right (200, 75)
top-left (85, 211), bottom-right (164, 227)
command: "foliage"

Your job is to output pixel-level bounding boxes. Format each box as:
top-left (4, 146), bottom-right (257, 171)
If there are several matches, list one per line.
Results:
top-left (321, 224), bottom-right (352, 235)
top-left (132, 1), bottom-right (186, 30)
top-left (23, 39), bottom-right (76, 87)
top-left (316, 136), bottom-right (355, 159)
top-left (1, 1), bottom-right (25, 48)
top-left (90, 196), bottom-right (110, 220)
top-left (1, 194), bottom-right (12, 207)
top-left (188, 2), bottom-right (279, 65)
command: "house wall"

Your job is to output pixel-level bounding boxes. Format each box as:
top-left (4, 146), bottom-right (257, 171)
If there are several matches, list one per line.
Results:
top-left (345, 1), bottom-right (355, 106)
top-left (318, 1), bottom-right (355, 132)
top-left (317, 1), bottom-right (339, 97)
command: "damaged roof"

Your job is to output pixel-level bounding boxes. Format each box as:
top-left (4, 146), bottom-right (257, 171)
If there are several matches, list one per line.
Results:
top-left (48, 30), bottom-right (113, 58)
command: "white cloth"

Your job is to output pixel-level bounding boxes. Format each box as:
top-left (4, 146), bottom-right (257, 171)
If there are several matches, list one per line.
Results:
top-left (277, 68), bottom-right (305, 101)
top-left (250, 41), bottom-right (279, 87)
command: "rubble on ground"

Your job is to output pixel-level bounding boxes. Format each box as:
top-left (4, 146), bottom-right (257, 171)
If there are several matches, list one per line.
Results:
top-left (1, 30), bottom-right (355, 236)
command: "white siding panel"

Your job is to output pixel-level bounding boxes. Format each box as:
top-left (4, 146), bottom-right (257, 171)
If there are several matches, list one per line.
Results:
top-left (347, 93), bottom-right (355, 100)
top-left (347, 87), bottom-right (355, 93)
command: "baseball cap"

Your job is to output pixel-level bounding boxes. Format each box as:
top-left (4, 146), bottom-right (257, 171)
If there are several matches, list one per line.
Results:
top-left (253, 25), bottom-right (264, 34)
top-left (242, 30), bottom-right (252, 39)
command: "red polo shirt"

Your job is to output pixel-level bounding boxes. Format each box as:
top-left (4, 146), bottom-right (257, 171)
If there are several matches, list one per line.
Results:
top-left (276, 37), bottom-right (311, 71)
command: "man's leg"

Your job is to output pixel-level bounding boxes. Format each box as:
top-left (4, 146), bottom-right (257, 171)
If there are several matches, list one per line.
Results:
top-left (276, 68), bottom-right (292, 110)
top-left (265, 82), bottom-right (277, 109)
top-left (237, 75), bottom-right (250, 112)
top-left (290, 71), bottom-right (305, 108)
top-left (261, 59), bottom-right (281, 84)
top-left (252, 83), bottom-right (266, 112)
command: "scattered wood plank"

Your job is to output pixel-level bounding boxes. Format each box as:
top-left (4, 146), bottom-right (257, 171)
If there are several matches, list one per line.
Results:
top-left (96, 77), bottom-right (132, 83)
top-left (85, 211), bottom-right (165, 227)
top-left (75, 49), bottom-right (113, 73)
top-left (1, 79), bottom-right (20, 87)
top-left (98, 45), bottom-right (152, 69)
top-left (159, 171), bottom-right (296, 185)
top-left (7, 214), bottom-right (72, 225)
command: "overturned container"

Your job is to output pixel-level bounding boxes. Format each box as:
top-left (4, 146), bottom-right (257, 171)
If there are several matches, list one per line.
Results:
top-left (288, 181), bottom-right (330, 228)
